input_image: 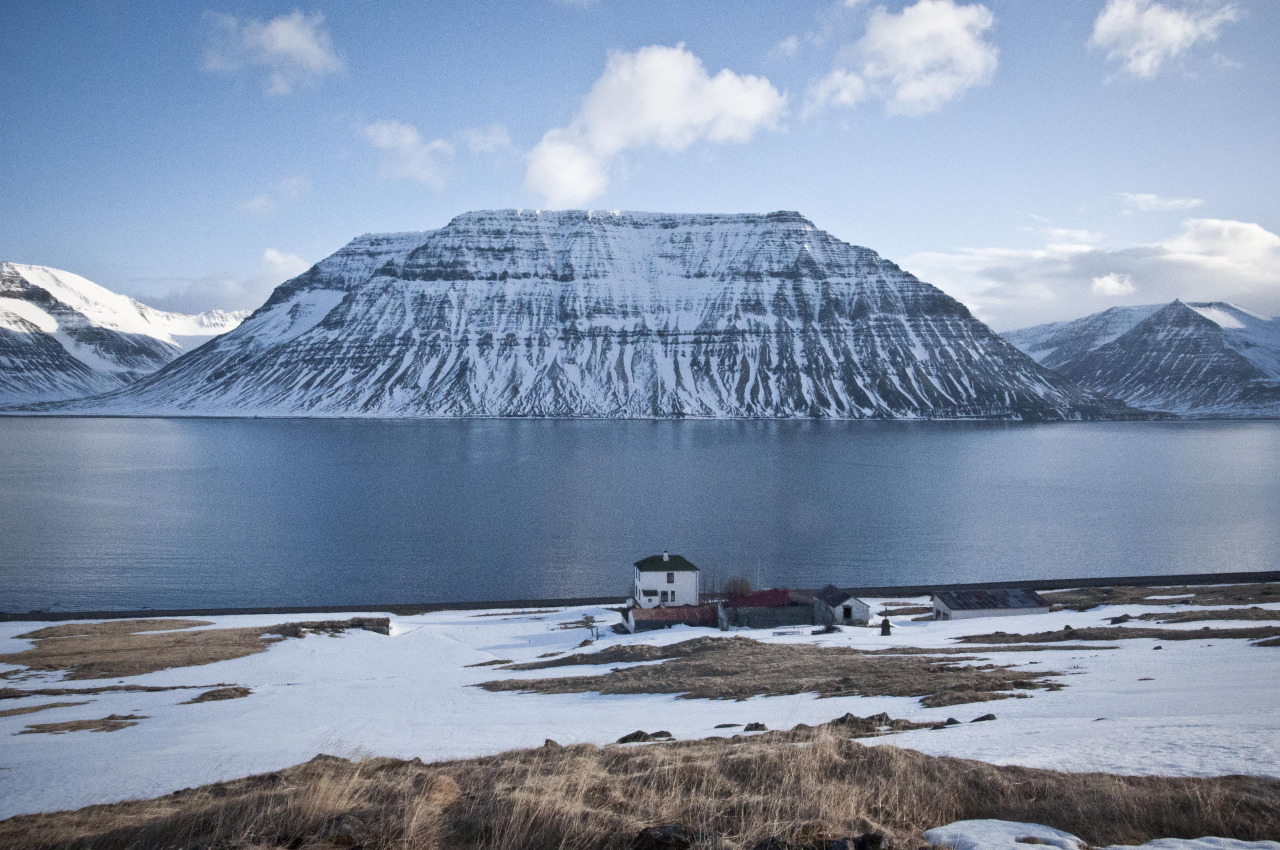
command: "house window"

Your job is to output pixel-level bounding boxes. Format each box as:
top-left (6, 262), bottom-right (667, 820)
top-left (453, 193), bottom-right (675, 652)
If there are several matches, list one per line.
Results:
top-left (666, 572), bottom-right (675, 584)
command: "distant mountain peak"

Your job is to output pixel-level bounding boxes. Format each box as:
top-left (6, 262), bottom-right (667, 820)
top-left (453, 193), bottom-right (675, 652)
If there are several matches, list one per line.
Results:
top-left (1004, 299), bottom-right (1280, 417)
top-left (1, 262), bottom-right (248, 407)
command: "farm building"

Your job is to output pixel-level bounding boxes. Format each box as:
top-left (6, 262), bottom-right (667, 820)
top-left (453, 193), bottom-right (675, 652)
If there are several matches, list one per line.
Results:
top-left (932, 588), bottom-right (1051, 620)
top-left (717, 588), bottom-right (815, 629)
top-left (624, 604), bottom-right (718, 633)
top-left (632, 551), bottom-right (700, 608)
top-left (813, 584), bottom-right (870, 626)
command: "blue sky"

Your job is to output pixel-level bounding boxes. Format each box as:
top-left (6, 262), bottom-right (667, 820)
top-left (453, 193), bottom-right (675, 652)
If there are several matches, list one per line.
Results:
top-left (1, 0), bottom-right (1276, 329)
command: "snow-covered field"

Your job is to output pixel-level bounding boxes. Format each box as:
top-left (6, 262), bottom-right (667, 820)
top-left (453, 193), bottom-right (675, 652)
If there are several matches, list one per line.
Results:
top-left (1, 595), bottom-right (1278, 820)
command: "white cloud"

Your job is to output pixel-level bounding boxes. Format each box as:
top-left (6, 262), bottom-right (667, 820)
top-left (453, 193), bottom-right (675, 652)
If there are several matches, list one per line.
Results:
top-left (363, 121), bottom-right (455, 189)
top-left (239, 175), bottom-right (311, 215)
top-left (806, 0), bottom-right (997, 117)
top-left (203, 11), bottom-right (342, 95)
top-left (804, 69), bottom-right (868, 115)
top-left (462, 124), bottom-right (513, 154)
top-left (771, 35), bottom-right (801, 59)
top-left (1091, 272), bottom-right (1137, 296)
top-left (1090, 0), bottom-right (1238, 79)
top-left (137, 248), bottom-right (312, 314)
top-left (1119, 192), bottom-right (1204, 212)
top-left (525, 44), bottom-right (786, 207)
top-left (903, 217), bottom-right (1280, 330)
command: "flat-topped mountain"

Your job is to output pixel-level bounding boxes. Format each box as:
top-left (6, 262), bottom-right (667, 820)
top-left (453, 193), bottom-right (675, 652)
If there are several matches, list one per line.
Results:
top-left (0, 262), bottom-right (248, 406)
top-left (43, 210), bottom-right (1125, 419)
top-left (1005, 300), bottom-right (1280, 417)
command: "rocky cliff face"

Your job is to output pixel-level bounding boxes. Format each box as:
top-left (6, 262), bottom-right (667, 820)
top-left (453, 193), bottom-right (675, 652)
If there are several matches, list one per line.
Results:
top-left (1005, 300), bottom-right (1280, 417)
top-left (0, 262), bottom-right (248, 406)
top-left (47, 210), bottom-right (1123, 419)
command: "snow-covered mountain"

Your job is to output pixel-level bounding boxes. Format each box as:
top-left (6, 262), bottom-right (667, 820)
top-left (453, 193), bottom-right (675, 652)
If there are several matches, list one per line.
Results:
top-left (43, 210), bottom-right (1128, 419)
top-left (0, 262), bottom-right (249, 406)
top-left (1005, 300), bottom-right (1280, 417)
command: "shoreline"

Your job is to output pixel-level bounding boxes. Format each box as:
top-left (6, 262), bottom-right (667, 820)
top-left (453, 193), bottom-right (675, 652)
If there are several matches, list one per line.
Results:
top-left (5, 568), bottom-right (1278, 622)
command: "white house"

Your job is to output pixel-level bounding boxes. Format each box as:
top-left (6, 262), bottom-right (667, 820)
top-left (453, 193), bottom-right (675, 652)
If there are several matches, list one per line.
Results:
top-left (932, 588), bottom-right (1051, 620)
top-left (632, 551), bottom-right (700, 608)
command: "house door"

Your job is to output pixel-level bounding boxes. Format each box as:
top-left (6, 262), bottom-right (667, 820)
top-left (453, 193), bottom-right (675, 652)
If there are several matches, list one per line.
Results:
top-left (842, 605), bottom-right (852, 621)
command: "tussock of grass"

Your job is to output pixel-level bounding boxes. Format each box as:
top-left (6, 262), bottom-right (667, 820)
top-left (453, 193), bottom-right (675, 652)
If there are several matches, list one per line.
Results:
top-left (958, 625), bottom-right (1280, 645)
top-left (16, 714), bottom-right (147, 735)
top-left (0, 618), bottom-right (390, 681)
top-left (482, 637), bottom-right (1061, 706)
top-left (181, 687), bottom-right (251, 704)
top-left (1042, 583), bottom-right (1280, 612)
top-left (3, 732), bottom-right (1277, 850)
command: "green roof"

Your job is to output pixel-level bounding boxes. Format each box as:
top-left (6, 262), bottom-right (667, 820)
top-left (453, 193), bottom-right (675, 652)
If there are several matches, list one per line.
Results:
top-left (634, 553), bottom-right (699, 572)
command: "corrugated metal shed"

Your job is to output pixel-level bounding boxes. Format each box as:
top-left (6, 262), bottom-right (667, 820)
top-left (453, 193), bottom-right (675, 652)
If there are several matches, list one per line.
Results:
top-left (934, 588), bottom-right (1049, 611)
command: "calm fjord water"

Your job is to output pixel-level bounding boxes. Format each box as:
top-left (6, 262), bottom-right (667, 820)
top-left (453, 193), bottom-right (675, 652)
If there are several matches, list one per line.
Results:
top-left (1, 418), bottom-right (1277, 612)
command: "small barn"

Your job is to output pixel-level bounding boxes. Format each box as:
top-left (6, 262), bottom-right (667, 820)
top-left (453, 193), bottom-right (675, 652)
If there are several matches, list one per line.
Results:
top-left (813, 584), bottom-right (870, 626)
top-left (632, 551), bottom-right (700, 609)
top-left (625, 604), bottom-right (718, 633)
top-left (717, 588), bottom-right (815, 630)
top-left (932, 588), bottom-right (1051, 620)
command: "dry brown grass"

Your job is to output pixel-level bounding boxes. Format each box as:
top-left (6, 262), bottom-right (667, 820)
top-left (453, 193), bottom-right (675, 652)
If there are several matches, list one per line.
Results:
top-left (0, 701), bottom-right (90, 718)
top-left (1042, 583), bottom-right (1280, 611)
top-left (877, 606), bottom-right (932, 617)
top-left (1134, 607), bottom-right (1280, 624)
top-left (470, 609), bottom-right (560, 617)
top-left (0, 684), bottom-right (215, 701)
top-left (957, 625), bottom-right (1280, 645)
top-left (481, 637), bottom-right (1061, 707)
top-left (16, 714), bottom-right (148, 736)
top-left (3, 731), bottom-right (1277, 850)
top-left (0, 618), bottom-right (390, 681)
top-left (180, 686), bottom-right (251, 704)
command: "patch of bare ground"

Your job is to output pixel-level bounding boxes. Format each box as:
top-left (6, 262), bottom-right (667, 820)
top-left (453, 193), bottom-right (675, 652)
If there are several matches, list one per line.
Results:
top-left (1132, 607), bottom-right (1280, 624)
top-left (0, 701), bottom-right (90, 718)
top-left (471, 609), bottom-right (560, 618)
top-left (877, 606), bottom-right (932, 617)
top-left (3, 731), bottom-right (1278, 850)
top-left (1042, 583), bottom-right (1280, 611)
top-left (16, 714), bottom-right (147, 736)
top-left (482, 637), bottom-right (1061, 707)
top-left (957, 625), bottom-right (1280, 645)
top-left (180, 687), bottom-right (251, 704)
top-left (0, 617), bottom-right (390, 681)
top-left (463, 659), bottom-right (512, 668)
top-left (0, 684), bottom-right (222, 701)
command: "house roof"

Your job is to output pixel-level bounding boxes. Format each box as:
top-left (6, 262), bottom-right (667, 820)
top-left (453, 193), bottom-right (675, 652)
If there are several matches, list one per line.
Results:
top-left (634, 553), bottom-right (699, 572)
top-left (933, 589), bottom-right (1049, 611)
top-left (727, 588), bottom-right (809, 608)
top-left (629, 605), bottom-right (717, 624)
top-left (815, 584), bottom-right (859, 607)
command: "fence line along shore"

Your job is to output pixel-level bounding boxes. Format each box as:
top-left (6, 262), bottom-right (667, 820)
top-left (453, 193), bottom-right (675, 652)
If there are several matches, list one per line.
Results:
top-left (3, 569), bottom-right (1278, 623)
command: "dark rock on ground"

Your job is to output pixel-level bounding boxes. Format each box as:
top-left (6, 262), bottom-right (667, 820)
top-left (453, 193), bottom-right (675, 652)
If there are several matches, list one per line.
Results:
top-left (971, 713), bottom-right (997, 722)
top-left (714, 723), bottom-right (741, 729)
top-left (318, 813), bottom-right (366, 847)
top-left (633, 823), bottom-right (693, 850)
top-left (617, 730), bottom-right (652, 744)
top-left (744, 722), bottom-right (768, 732)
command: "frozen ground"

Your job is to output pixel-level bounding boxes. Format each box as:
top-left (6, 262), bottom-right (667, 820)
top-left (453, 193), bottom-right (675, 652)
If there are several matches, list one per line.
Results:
top-left (0, 594), bottom-right (1278, 819)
